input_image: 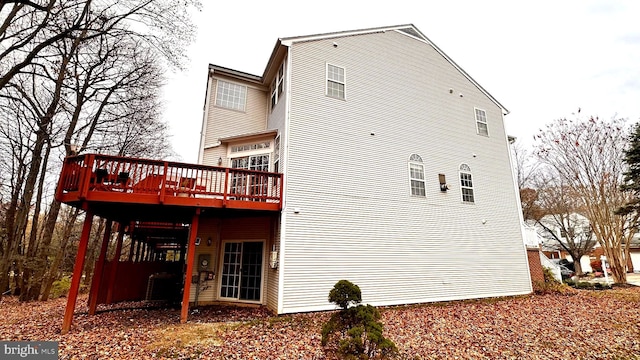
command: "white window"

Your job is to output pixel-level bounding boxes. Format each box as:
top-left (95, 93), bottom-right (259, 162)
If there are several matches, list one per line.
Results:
top-left (409, 154), bottom-right (426, 197)
top-left (230, 141), bottom-right (271, 153)
top-left (475, 108), bottom-right (488, 136)
top-left (215, 80), bottom-right (247, 112)
top-left (271, 63), bottom-right (285, 110)
top-left (459, 163), bottom-right (474, 203)
top-left (273, 136), bottom-right (280, 173)
top-left (326, 64), bottom-right (345, 99)
top-left (231, 154), bottom-right (270, 171)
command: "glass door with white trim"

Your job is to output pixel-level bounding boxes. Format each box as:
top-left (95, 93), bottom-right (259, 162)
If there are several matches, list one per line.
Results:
top-left (219, 241), bottom-right (263, 301)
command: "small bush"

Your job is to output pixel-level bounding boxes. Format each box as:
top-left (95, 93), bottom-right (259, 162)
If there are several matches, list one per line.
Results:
top-left (322, 280), bottom-right (397, 359)
top-left (575, 281), bottom-right (595, 290)
top-left (50, 276), bottom-right (72, 299)
top-left (590, 260), bottom-right (603, 272)
top-left (542, 267), bottom-right (559, 284)
top-left (328, 280), bottom-right (362, 309)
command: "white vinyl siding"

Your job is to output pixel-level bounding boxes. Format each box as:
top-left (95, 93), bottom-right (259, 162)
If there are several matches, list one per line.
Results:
top-left (280, 29), bottom-right (530, 313)
top-left (190, 216), bottom-right (274, 305)
top-left (475, 108), bottom-right (488, 136)
top-left (201, 78), bottom-right (267, 167)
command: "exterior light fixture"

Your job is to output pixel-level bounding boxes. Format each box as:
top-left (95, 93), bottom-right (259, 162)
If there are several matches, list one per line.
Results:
top-left (217, 157), bottom-right (223, 165)
top-left (438, 174), bottom-right (449, 192)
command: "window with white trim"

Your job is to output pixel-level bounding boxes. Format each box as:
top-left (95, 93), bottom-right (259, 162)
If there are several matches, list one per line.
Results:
top-left (273, 136), bottom-right (280, 173)
top-left (475, 108), bottom-right (488, 136)
top-left (326, 64), bottom-right (345, 99)
top-left (409, 154), bottom-right (426, 197)
top-left (459, 163), bottom-right (474, 203)
top-left (215, 80), bottom-right (247, 112)
top-left (270, 63), bottom-right (285, 110)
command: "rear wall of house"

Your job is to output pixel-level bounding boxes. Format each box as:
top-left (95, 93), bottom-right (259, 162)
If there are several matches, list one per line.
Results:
top-left (279, 29), bottom-right (531, 313)
top-left (201, 76), bottom-right (268, 167)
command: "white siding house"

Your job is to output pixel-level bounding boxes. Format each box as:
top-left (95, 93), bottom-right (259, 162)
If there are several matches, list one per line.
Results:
top-left (195, 24), bottom-right (532, 314)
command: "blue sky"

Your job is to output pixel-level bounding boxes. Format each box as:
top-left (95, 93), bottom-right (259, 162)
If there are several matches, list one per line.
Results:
top-left (162, 0), bottom-right (640, 162)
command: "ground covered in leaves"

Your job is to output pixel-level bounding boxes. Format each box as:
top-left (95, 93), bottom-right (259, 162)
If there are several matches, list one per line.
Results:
top-left (1, 287), bottom-right (640, 359)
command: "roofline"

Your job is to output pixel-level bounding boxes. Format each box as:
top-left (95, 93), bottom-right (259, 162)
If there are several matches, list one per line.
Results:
top-left (208, 24), bottom-right (509, 114)
top-left (208, 64), bottom-right (262, 84)
top-left (279, 24), bottom-right (419, 45)
top-left (218, 129), bottom-right (278, 143)
top-left (405, 26), bottom-right (510, 115)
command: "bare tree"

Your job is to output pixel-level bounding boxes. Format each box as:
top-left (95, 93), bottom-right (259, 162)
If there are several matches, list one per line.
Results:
top-left (533, 177), bottom-right (598, 275)
top-left (535, 113), bottom-right (636, 283)
top-left (0, 0), bottom-right (201, 299)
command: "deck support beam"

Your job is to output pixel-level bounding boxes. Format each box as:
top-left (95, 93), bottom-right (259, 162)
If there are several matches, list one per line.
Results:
top-left (88, 219), bottom-right (112, 315)
top-left (181, 209), bottom-right (200, 323)
top-left (106, 225), bottom-right (125, 304)
top-left (62, 208), bottom-right (94, 334)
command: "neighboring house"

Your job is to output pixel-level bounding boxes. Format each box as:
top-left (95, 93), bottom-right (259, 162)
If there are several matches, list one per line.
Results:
top-left (534, 213), bottom-right (640, 274)
top-left (56, 24), bottom-right (532, 332)
top-left (531, 213), bottom-right (596, 274)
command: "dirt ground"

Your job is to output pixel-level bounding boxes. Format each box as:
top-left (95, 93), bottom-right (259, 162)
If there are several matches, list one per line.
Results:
top-left (1, 286), bottom-right (640, 359)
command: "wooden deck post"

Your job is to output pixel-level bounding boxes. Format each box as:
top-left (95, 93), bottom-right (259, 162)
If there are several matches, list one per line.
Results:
top-left (127, 237), bottom-right (136, 262)
top-left (105, 225), bottom-right (125, 304)
top-left (88, 219), bottom-right (112, 315)
top-left (62, 208), bottom-right (94, 334)
top-left (181, 209), bottom-right (200, 323)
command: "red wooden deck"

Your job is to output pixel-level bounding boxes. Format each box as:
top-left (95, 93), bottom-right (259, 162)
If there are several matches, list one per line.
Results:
top-left (55, 153), bottom-right (283, 215)
top-left (58, 154), bottom-right (283, 333)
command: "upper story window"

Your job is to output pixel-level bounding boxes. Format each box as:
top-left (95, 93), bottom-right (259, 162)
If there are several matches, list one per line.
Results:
top-left (326, 64), bottom-right (345, 100)
top-left (475, 108), bottom-right (488, 136)
top-left (459, 163), bottom-right (474, 203)
top-left (273, 136), bottom-right (280, 173)
top-left (271, 63), bottom-right (285, 110)
top-left (215, 80), bottom-right (247, 112)
top-left (408, 154), bottom-right (426, 197)
top-left (230, 141), bottom-right (271, 153)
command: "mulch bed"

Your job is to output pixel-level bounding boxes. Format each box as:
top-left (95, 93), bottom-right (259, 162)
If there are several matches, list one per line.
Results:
top-left (1, 287), bottom-right (640, 359)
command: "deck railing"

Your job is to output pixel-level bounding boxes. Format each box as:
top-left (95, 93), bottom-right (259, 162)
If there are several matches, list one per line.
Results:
top-left (56, 154), bottom-right (283, 209)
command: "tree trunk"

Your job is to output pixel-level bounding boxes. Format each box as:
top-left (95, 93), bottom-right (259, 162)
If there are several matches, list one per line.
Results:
top-left (573, 258), bottom-right (583, 276)
top-left (31, 199), bottom-right (62, 300)
top-left (0, 159), bottom-right (27, 298)
top-left (40, 207), bottom-right (80, 301)
top-left (81, 219), bottom-right (104, 288)
top-left (20, 142), bottom-right (51, 301)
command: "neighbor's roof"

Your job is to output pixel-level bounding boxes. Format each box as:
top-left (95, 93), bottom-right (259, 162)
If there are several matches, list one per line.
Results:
top-left (209, 24), bottom-right (508, 114)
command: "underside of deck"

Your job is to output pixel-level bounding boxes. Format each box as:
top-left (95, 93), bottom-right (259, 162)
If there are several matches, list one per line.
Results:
top-left (55, 154), bottom-right (283, 333)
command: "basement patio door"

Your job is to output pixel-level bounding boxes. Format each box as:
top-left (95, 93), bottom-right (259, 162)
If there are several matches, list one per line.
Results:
top-left (219, 241), bottom-right (263, 302)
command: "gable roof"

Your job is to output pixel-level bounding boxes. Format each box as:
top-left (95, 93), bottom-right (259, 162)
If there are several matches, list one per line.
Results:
top-left (210, 24), bottom-right (508, 114)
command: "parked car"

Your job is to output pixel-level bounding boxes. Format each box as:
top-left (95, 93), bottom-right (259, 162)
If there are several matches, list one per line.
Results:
top-left (550, 258), bottom-right (575, 272)
top-left (558, 264), bottom-right (575, 279)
